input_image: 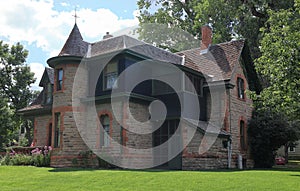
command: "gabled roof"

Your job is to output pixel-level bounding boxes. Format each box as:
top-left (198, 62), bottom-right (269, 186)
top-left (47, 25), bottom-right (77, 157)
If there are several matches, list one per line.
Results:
top-left (178, 40), bottom-right (245, 81)
top-left (59, 23), bottom-right (89, 57)
top-left (39, 67), bottom-right (54, 87)
top-left (18, 90), bottom-right (51, 116)
top-left (90, 35), bottom-right (183, 65)
top-left (30, 90), bottom-right (44, 106)
top-left (55, 23), bottom-right (246, 82)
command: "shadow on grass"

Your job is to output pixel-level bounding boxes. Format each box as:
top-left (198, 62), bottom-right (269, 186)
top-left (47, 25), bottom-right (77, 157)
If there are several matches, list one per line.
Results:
top-left (48, 166), bottom-right (300, 173)
top-left (48, 167), bottom-right (175, 173)
top-left (290, 174), bottom-right (300, 177)
top-left (48, 167), bottom-right (243, 173)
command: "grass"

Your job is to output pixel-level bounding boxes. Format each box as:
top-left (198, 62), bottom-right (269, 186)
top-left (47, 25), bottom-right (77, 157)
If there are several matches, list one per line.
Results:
top-left (0, 166), bottom-right (299, 191)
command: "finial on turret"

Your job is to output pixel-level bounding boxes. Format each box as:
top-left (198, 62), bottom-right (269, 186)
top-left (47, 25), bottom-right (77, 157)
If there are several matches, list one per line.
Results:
top-left (72, 7), bottom-right (80, 24)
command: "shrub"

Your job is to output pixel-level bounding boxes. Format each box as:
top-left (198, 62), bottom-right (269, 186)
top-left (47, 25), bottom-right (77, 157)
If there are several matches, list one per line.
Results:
top-left (19, 137), bottom-right (29, 147)
top-left (10, 154), bottom-right (33, 166)
top-left (31, 146), bottom-right (52, 167)
top-left (0, 146), bottom-right (52, 167)
top-left (0, 154), bottom-right (11, 165)
top-left (248, 109), bottom-right (299, 168)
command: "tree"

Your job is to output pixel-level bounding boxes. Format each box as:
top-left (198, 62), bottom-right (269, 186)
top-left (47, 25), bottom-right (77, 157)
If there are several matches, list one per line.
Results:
top-left (137, 0), bottom-right (295, 58)
top-left (0, 96), bottom-right (15, 150)
top-left (248, 109), bottom-right (299, 168)
top-left (255, 0), bottom-right (300, 120)
top-left (253, 1), bottom-right (300, 162)
top-left (0, 41), bottom-right (36, 148)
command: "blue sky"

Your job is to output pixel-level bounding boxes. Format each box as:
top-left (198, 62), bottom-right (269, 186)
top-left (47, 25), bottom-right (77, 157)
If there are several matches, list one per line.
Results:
top-left (0, 0), bottom-right (140, 90)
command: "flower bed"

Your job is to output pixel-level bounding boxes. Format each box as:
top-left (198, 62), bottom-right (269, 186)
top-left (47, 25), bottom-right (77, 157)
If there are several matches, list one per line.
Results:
top-left (0, 146), bottom-right (52, 167)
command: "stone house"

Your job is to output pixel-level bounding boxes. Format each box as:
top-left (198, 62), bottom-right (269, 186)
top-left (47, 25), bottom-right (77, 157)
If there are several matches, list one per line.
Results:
top-left (18, 23), bottom-right (261, 170)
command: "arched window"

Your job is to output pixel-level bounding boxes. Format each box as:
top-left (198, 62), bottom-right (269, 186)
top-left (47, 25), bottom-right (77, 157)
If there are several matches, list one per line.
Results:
top-left (100, 115), bottom-right (110, 147)
top-left (240, 120), bottom-right (246, 150)
top-left (237, 77), bottom-right (245, 99)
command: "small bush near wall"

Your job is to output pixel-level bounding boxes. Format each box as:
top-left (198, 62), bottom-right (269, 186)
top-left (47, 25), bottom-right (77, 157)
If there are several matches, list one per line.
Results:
top-left (0, 146), bottom-right (52, 167)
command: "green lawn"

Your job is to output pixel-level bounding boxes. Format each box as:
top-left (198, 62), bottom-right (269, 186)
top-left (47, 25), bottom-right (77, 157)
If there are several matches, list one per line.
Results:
top-left (0, 166), bottom-right (299, 191)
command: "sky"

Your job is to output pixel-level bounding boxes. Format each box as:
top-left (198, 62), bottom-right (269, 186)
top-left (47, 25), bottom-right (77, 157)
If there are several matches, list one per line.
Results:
top-left (0, 0), bottom-right (140, 90)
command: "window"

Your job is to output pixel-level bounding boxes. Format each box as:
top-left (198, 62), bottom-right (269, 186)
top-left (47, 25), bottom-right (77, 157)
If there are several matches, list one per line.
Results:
top-left (185, 73), bottom-right (203, 96)
top-left (153, 119), bottom-right (179, 146)
top-left (103, 62), bottom-right (118, 90)
top-left (240, 120), bottom-right (246, 150)
top-left (289, 146), bottom-right (295, 152)
top-left (100, 115), bottom-right (110, 147)
top-left (57, 69), bottom-right (63, 91)
top-left (54, 113), bottom-right (61, 148)
top-left (48, 123), bottom-right (52, 146)
top-left (44, 83), bottom-right (53, 104)
top-left (237, 77), bottom-right (245, 99)
top-left (153, 119), bottom-right (180, 165)
top-left (152, 80), bottom-right (173, 95)
top-left (120, 126), bottom-right (124, 146)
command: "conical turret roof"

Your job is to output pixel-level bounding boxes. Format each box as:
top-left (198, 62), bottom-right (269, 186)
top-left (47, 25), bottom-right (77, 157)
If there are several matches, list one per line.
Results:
top-left (59, 23), bottom-right (89, 57)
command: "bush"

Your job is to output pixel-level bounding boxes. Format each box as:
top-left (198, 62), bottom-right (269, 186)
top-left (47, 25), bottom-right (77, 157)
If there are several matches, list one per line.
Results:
top-left (10, 154), bottom-right (33, 165)
top-left (31, 146), bottom-right (51, 167)
top-left (19, 137), bottom-right (29, 147)
top-left (0, 146), bottom-right (51, 167)
top-left (248, 109), bottom-right (298, 168)
top-left (0, 154), bottom-right (12, 165)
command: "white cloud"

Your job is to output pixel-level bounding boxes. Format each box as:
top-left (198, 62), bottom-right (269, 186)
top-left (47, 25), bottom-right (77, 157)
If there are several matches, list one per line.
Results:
top-left (0, 0), bottom-right (139, 91)
top-left (60, 2), bottom-right (70, 7)
top-left (29, 62), bottom-right (44, 91)
top-left (77, 8), bottom-right (139, 41)
top-left (0, 0), bottom-right (139, 57)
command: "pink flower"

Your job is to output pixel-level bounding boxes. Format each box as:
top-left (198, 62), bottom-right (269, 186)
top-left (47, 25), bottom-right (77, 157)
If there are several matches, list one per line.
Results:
top-left (10, 150), bottom-right (16, 156)
top-left (31, 148), bottom-right (42, 155)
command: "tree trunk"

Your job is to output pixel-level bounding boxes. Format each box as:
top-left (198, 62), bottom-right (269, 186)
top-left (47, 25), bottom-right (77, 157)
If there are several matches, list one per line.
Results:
top-left (284, 143), bottom-right (289, 164)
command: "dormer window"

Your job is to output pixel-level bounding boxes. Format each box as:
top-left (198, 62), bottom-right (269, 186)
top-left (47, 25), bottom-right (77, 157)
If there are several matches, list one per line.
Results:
top-left (237, 77), bottom-right (245, 99)
top-left (44, 83), bottom-right (53, 104)
top-left (57, 69), bottom-right (63, 91)
top-left (103, 62), bottom-right (118, 90)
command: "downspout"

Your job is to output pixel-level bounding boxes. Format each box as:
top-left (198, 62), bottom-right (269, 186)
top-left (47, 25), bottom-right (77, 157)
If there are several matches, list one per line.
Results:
top-left (228, 88), bottom-right (232, 169)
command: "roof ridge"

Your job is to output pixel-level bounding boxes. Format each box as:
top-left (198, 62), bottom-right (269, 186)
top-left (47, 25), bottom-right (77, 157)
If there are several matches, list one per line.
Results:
top-left (214, 39), bottom-right (245, 46)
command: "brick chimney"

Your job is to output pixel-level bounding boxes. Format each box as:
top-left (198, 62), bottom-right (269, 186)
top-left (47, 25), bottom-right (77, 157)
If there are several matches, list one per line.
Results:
top-left (200, 25), bottom-right (212, 50)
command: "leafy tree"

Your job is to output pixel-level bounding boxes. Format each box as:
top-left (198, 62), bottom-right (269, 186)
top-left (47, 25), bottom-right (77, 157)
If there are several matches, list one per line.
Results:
top-left (0, 96), bottom-right (15, 150)
top-left (255, 0), bottom-right (300, 120)
top-left (137, 0), bottom-right (295, 58)
top-left (248, 109), bottom-right (300, 168)
top-left (0, 41), bottom-right (35, 110)
top-left (0, 41), bottom-right (36, 148)
top-left (252, 1), bottom-right (300, 162)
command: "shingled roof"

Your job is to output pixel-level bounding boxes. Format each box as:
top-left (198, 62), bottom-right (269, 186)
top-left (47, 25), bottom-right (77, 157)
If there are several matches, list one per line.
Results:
top-left (59, 23), bottom-right (89, 57)
top-left (90, 35), bottom-right (183, 65)
top-left (39, 67), bottom-right (54, 87)
top-left (18, 89), bottom-right (51, 115)
top-left (178, 40), bottom-right (245, 81)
